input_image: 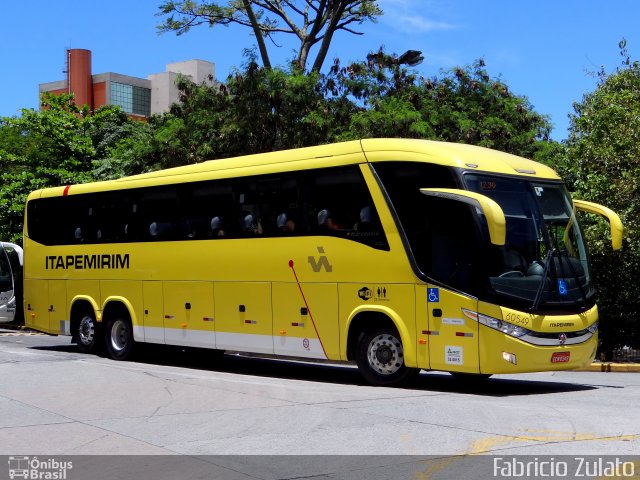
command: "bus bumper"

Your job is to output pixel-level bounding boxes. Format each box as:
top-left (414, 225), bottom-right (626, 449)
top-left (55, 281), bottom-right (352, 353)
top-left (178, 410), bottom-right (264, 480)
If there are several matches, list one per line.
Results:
top-left (479, 327), bottom-right (598, 374)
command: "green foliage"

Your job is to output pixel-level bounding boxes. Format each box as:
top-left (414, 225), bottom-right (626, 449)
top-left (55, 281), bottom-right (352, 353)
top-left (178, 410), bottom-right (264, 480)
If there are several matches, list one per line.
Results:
top-left (565, 39), bottom-right (640, 351)
top-left (143, 64), bottom-right (331, 164)
top-left (125, 51), bottom-right (552, 169)
top-left (323, 51), bottom-right (553, 157)
top-left (0, 93), bottom-right (147, 242)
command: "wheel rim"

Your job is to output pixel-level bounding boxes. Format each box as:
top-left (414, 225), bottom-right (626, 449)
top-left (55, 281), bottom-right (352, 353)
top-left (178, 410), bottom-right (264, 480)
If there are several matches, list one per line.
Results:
top-left (366, 333), bottom-right (404, 375)
top-left (110, 319), bottom-right (128, 353)
top-left (78, 315), bottom-right (95, 346)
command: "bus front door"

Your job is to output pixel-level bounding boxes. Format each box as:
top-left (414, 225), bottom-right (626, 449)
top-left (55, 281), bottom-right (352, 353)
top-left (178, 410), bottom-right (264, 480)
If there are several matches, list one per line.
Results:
top-left (425, 286), bottom-right (480, 373)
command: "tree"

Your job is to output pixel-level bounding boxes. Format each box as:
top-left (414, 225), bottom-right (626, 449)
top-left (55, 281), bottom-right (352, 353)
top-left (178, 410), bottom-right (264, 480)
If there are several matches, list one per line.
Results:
top-left (127, 50), bottom-right (553, 170)
top-left (326, 51), bottom-right (554, 158)
top-left (90, 49), bottom-right (553, 179)
top-left (564, 40), bottom-right (640, 354)
top-left (0, 93), bottom-right (145, 242)
top-left (157, 0), bottom-right (381, 71)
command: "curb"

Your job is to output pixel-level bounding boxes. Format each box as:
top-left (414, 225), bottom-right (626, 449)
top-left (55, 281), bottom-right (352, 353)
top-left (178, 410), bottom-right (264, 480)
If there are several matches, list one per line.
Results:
top-left (574, 363), bottom-right (640, 373)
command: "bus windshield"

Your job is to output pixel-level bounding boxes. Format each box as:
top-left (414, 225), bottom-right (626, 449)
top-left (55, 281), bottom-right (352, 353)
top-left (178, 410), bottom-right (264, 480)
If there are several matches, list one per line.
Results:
top-left (465, 174), bottom-right (594, 310)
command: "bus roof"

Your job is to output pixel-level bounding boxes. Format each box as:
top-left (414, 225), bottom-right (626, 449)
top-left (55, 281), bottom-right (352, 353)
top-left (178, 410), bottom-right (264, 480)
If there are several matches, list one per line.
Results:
top-left (29, 138), bottom-right (560, 199)
top-left (360, 139), bottom-right (559, 180)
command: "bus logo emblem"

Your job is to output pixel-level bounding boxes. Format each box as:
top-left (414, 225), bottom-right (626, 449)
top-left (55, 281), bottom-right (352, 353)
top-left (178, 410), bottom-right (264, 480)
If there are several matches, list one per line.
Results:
top-left (308, 247), bottom-right (332, 273)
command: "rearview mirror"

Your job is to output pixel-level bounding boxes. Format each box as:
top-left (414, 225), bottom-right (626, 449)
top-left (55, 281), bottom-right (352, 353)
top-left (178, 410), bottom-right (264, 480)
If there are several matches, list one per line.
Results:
top-left (573, 200), bottom-right (624, 251)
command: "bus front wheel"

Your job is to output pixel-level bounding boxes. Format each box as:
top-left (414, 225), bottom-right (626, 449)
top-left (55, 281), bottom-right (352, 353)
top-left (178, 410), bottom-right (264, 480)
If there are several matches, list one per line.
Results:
top-left (355, 327), bottom-right (419, 386)
top-left (105, 313), bottom-right (135, 361)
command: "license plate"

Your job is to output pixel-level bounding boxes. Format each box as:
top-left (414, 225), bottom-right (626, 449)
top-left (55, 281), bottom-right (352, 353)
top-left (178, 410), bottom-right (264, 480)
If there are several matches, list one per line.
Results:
top-left (551, 352), bottom-right (570, 363)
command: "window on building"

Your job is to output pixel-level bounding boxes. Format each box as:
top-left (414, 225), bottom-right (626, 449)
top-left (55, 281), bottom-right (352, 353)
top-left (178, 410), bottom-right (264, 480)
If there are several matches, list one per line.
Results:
top-left (110, 82), bottom-right (151, 117)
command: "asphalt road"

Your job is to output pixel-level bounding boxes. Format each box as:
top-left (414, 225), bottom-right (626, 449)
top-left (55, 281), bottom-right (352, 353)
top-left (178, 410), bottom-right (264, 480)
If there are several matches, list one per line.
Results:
top-left (0, 330), bottom-right (638, 478)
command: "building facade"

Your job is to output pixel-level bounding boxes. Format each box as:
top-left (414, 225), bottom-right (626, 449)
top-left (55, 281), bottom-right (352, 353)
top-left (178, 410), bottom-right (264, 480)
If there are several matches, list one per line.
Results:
top-left (39, 49), bottom-right (215, 119)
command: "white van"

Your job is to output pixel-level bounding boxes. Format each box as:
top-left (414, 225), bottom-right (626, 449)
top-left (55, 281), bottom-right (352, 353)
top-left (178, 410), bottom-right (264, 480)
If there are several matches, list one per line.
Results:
top-left (0, 242), bottom-right (23, 323)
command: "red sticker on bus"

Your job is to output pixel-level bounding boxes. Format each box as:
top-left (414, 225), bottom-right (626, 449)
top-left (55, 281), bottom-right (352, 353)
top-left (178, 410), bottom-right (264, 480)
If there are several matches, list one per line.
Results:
top-left (551, 352), bottom-right (570, 363)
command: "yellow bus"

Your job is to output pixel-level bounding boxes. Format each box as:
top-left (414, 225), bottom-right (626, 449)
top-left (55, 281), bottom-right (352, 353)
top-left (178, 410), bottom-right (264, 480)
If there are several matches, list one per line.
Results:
top-left (22, 139), bottom-right (623, 385)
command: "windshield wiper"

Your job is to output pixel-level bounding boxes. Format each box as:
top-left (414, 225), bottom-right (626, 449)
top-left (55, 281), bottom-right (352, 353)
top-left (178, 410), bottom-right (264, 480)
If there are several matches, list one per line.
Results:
top-left (531, 248), bottom-right (556, 312)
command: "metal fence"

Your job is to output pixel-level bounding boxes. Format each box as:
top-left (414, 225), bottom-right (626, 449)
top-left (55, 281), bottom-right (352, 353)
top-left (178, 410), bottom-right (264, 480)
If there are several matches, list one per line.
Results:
top-left (611, 348), bottom-right (640, 363)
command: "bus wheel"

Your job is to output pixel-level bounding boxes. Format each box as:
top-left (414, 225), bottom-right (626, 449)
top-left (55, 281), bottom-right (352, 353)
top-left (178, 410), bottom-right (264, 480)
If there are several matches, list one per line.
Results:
top-left (76, 312), bottom-right (98, 353)
top-left (105, 313), bottom-right (135, 361)
top-left (75, 309), bottom-right (100, 354)
top-left (71, 306), bottom-right (102, 353)
top-left (355, 328), bottom-right (419, 386)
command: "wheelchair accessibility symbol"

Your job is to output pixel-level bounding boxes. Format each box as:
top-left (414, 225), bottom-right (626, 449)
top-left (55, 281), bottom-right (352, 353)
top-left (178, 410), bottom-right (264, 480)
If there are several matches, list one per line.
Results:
top-left (428, 288), bottom-right (440, 303)
top-left (558, 279), bottom-right (568, 296)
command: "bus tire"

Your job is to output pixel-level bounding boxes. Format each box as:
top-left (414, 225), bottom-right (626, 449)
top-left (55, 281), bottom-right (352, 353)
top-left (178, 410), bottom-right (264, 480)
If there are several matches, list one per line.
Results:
top-left (355, 327), bottom-right (419, 386)
top-left (105, 311), bottom-right (135, 361)
top-left (75, 308), bottom-right (100, 354)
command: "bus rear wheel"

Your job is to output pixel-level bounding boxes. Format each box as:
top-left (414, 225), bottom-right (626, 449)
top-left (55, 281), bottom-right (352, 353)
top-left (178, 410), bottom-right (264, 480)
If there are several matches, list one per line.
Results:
top-left (105, 312), bottom-right (135, 361)
top-left (75, 309), bottom-right (100, 354)
top-left (355, 327), bottom-right (419, 386)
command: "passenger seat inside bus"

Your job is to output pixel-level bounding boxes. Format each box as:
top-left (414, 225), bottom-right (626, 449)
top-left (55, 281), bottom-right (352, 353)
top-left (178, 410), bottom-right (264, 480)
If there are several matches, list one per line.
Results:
top-left (277, 213), bottom-right (295, 234)
top-left (210, 216), bottom-right (226, 237)
top-left (149, 221), bottom-right (175, 240)
top-left (243, 214), bottom-right (263, 235)
top-left (354, 206), bottom-right (373, 231)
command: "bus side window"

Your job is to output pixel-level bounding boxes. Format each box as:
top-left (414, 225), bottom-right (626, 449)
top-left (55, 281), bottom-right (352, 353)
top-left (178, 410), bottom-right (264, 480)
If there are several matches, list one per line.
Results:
top-left (234, 174), bottom-right (300, 238)
top-left (184, 181), bottom-right (234, 239)
top-left (304, 166), bottom-right (388, 250)
top-left (424, 196), bottom-right (482, 294)
top-left (139, 187), bottom-right (180, 241)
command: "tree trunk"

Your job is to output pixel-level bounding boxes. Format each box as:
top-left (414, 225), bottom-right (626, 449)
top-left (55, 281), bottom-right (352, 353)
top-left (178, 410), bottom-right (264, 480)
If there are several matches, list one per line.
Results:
top-left (310, 4), bottom-right (345, 72)
top-left (242, 0), bottom-right (272, 69)
top-left (297, 40), bottom-right (312, 71)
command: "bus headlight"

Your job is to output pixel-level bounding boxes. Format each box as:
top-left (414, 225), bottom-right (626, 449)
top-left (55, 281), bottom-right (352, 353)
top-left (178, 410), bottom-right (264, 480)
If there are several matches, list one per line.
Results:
top-left (496, 321), bottom-right (530, 338)
top-left (587, 321), bottom-right (599, 334)
top-left (463, 309), bottom-right (530, 338)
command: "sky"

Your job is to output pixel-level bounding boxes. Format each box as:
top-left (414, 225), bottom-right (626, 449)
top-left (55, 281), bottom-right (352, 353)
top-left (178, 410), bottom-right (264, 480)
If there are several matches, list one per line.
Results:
top-left (2, 0), bottom-right (640, 141)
